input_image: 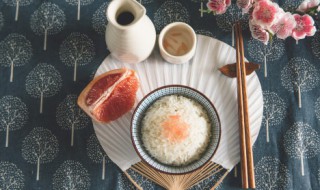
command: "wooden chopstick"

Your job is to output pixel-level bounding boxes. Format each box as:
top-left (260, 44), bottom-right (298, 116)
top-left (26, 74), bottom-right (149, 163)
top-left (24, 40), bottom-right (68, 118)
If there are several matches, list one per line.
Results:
top-left (238, 23), bottom-right (256, 189)
top-left (235, 22), bottom-right (248, 189)
top-left (235, 22), bottom-right (256, 189)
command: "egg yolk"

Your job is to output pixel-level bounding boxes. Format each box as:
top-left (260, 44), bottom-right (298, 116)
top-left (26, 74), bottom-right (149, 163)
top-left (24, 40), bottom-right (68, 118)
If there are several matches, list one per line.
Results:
top-left (161, 115), bottom-right (190, 143)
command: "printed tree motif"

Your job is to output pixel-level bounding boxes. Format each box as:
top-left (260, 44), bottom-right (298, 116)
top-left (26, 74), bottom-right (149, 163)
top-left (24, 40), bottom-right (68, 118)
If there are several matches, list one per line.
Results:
top-left (59, 33), bottom-right (95, 82)
top-left (126, 169), bottom-right (155, 189)
top-left (312, 32), bottom-right (320, 60)
top-left (22, 127), bottom-right (59, 181)
top-left (281, 57), bottom-right (320, 108)
top-left (92, 2), bottom-right (109, 35)
top-left (65, 0), bottom-right (94, 21)
top-left (118, 172), bottom-right (135, 190)
top-left (0, 33), bottom-right (32, 82)
top-left (0, 12), bottom-right (3, 31)
top-left (189, 170), bottom-right (225, 190)
top-left (216, 4), bottom-right (248, 46)
top-left (137, 0), bottom-right (154, 4)
top-left (191, 0), bottom-right (207, 17)
top-left (255, 157), bottom-right (289, 190)
top-left (86, 134), bottom-right (110, 180)
top-left (283, 0), bottom-right (304, 12)
top-left (248, 37), bottom-right (285, 77)
top-left (284, 122), bottom-right (320, 176)
top-left (154, 0), bottom-right (190, 32)
top-left (0, 161), bottom-right (24, 189)
top-left (56, 94), bottom-right (89, 146)
top-left (52, 160), bottom-right (90, 190)
top-left (216, 4), bottom-right (249, 46)
top-left (0, 96), bottom-right (28, 147)
top-left (89, 67), bottom-right (98, 80)
top-left (195, 29), bottom-right (215, 38)
top-left (233, 164), bottom-right (238, 177)
top-left (262, 91), bottom-right (286, 143)
top-left (315, 19), bottom-right (320, 30)
top-left (30, 2), bottom-right (65, 51)
top-left (318, 168), bottom-right (320, 185)
top-left (26, 63), bottom-right (62, 114)
top-left (3, 0), bottom-right (33, 21)
top-left (315, 97), bottom-right (320, 122)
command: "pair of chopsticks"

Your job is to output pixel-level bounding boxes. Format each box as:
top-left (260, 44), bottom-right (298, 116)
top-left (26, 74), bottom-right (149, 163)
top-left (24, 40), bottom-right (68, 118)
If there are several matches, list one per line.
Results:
top-left (235, 22), bottom-right (256, 189)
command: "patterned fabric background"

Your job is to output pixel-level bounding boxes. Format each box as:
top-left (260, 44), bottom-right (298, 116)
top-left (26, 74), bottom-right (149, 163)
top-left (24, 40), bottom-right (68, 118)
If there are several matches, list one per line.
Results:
top-left (0, 0), bottom-right (319, 189)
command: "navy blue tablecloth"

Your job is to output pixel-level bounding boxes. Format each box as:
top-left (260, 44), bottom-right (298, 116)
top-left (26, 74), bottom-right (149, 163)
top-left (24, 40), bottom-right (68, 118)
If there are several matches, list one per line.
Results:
top-left (0, 0), bottom-right (319, 189)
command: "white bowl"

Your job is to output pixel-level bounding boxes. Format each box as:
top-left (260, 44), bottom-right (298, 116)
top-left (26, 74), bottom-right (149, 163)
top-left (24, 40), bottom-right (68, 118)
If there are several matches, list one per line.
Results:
top-left (131, 85), bottom-right (221, 174)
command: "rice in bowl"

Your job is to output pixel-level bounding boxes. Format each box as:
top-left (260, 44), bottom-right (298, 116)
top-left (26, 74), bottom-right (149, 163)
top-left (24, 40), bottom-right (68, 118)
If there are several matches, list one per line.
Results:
top-left (141, 95), bottom-right (211, 166)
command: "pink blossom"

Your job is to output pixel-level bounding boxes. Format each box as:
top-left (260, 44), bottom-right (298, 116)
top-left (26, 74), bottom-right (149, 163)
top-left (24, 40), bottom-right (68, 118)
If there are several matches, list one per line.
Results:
top-left (297, 0), bottom-right (319, 12)
top-left (237, 0), bottom-right (253, 13)
top-left (207, 0), bottom-right (228, 14)
top-left (249, 20), bottom-right (270, 44)
top-left (226, 0), bottom-right (231, 6)
top-left (292, 14), bottom-right (317, 41)
top-left (270, 12), bottom-right (296, 39)
top-left (252, 0), bottom-right (280, 27)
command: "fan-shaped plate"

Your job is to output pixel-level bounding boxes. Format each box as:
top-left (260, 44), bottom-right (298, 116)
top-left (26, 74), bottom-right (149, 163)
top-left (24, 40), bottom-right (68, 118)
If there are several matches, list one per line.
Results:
top-left (93, 35), bottom-right (263, 171)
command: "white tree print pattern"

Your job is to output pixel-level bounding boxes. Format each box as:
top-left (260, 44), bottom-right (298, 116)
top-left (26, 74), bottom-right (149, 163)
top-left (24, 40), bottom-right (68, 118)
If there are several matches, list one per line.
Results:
top-left (118, 172), bottom-right (135, 190)
top-left (52, 160), bottom-right (90, 190)
top-left (284, 122), bottom-right (320, 176)
top-left (312, 32), bottom-right (320, 59)
top-left (154, 0), bottom-right (190, 32)
top-left (191, 0), bottom-right (207, 17)
top-left (0, 161), bottom-right (24, 190)
top-left (3, 0), bottom-right (33, 21)
top-left (195, 29), bottom-right (215, 38)
top-left (315, 19), bottom-right (320, 31)
top-left (22, 127), bottom-right (59, 181)
top-left (315, 97), bottom-right (320, 122)
top-left (57, 94), bottom-right (89, 147)
top-left (0, 96), bottom-right (28, 147)
top-left (189, 169), bottom-right (225, 190)
top-left (262, 91), bottom-right (286, 143)
top-left (318, 168), bottom-right (320, 185)
top-left (0, 33), bottom-right (32, 82)
top-left (255, 157), bottom-right (289, 190)
top-left (30, 2), bottom-right (65, 51)
top-left (216, 4), bottom-right (249, 46)
top-left (26, 63), bottom-right (62, 114)
top-left (92, 2), bottom-right (109, 35)
top-left (0, 12), bottom-right (3, 31)
top-left (126, 169), bottom-right (155, 189)
top-left (283, 0), bottom-right (304, 12)
top-left (86, 134), bottom-right (110, 180)
top-left (59, 33), bottom-right (95, 82)
top-left (281, 57), bottom-right (320, 108)
top-left (137, 0), bottom-right (154, 4)
top-left (248, 37), bottom-right (285, 77)
top-left (65, 0), bottom-right (94, 21)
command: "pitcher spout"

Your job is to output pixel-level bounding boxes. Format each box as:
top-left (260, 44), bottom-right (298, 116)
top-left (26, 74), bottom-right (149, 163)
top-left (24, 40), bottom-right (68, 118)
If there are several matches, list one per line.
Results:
top-left (107, 0), bottom-right (146, 29)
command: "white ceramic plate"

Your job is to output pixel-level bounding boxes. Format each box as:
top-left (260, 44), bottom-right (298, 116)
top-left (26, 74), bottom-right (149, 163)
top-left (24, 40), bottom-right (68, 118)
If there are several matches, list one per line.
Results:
top-left (93, 35), bottom-right (263, 171)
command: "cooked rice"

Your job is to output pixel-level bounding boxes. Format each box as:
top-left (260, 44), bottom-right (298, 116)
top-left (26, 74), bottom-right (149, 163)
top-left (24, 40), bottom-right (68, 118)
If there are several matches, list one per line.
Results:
top-left (141, 95), bottom-right (211, 166)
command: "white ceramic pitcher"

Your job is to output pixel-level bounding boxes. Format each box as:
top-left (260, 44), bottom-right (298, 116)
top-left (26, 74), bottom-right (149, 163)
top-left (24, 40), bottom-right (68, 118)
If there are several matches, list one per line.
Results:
top-left (105, 0), bottom-right (156, 64)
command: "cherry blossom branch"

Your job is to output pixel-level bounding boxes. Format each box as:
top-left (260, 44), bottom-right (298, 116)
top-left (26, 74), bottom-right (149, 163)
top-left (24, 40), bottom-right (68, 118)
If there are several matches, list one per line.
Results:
top-left (204, 0), bottom-right (319, 44)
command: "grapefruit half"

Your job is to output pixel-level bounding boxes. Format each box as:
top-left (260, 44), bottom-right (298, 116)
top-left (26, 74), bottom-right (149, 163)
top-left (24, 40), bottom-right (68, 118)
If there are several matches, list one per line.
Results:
top-left (78, 68), bottom-right (139, 123)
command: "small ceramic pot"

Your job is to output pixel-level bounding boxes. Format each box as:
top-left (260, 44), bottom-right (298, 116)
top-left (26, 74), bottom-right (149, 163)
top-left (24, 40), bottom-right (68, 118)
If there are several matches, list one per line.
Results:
top-left (105, 0), bottom-right (156, 64)
top-left (158, 22), bottom-right (197, 64)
